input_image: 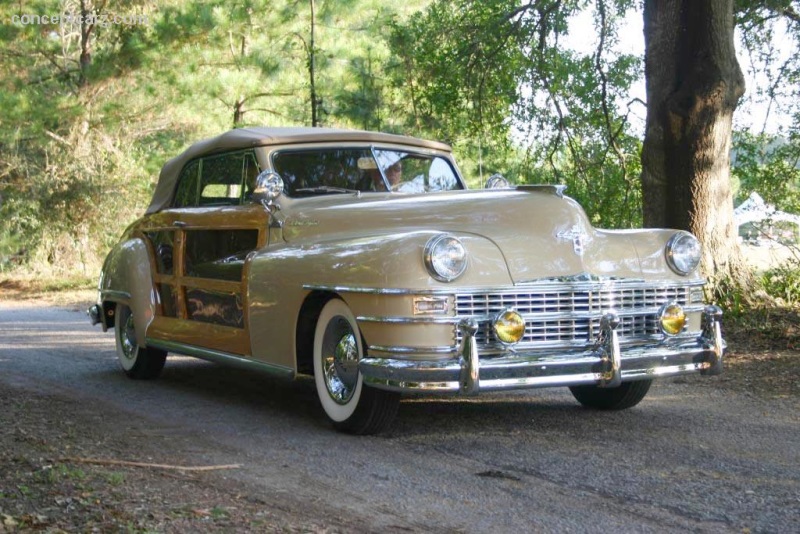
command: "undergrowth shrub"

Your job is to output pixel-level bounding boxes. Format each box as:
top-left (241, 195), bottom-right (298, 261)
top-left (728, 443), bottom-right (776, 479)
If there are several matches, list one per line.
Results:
top-left (761, 264), bottom-right (800, 307)
top-left (714, 257), bottom-right (800, 350)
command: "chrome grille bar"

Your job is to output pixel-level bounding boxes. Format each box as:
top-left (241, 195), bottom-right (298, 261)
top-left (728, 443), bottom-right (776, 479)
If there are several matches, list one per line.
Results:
top-left (455, 282), bottom-right (700, 348)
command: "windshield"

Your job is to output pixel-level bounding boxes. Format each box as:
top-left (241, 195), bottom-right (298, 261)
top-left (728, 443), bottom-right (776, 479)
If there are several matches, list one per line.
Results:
top-left (272, 148), bottom-right (464, 197)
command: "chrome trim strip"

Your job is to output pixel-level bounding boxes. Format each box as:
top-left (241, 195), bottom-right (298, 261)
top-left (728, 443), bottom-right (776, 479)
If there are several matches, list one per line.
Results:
top-left (358, 305), bottom-right (705, 326)
top-left (145, 338), bottom-right (295, 380)
top-left (368, 335), bottom-right (697, 357)
top-left (100, 289), bottom-right (131, 301)
top-left (474, 333), bottom-right (697, 355)
top-left (368, 344), bottom-right (456, 355)
top-left (479, 363), bottom-right (711, 390)
top-left (357, 315), bottom-right (460, 324)
top-left (305, 284), bottom-right (434, 295)
top-left (304, 278), bottom-right (706, 296)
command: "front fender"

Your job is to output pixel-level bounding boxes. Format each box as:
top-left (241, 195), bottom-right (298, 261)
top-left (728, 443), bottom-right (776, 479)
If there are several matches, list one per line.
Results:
top-left (98, 238), bottom-right (157, 347)
top-left (599, 228), bottom-right (703, 282)
top-left (246, 231), bottom-right (511, 369)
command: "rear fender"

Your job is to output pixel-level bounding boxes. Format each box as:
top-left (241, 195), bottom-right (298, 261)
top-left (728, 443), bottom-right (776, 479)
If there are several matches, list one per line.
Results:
top-left (98, 238), bottom-right (157, 347)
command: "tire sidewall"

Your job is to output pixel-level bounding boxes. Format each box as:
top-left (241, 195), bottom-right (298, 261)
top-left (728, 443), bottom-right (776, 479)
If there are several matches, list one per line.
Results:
top-left (313, 299), bottom-right (365, 423)
top-left (115, 303), bottom-right (139, 372)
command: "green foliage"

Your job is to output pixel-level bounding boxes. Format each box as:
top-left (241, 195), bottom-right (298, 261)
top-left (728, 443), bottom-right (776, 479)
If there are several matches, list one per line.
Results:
top-left (761, 262), bottom-right (800, 307)
top-left (0, 0), bottom-right (429, 273)
top-left (732, 130), bottom-right (800, 212)
top-left (387, 0), bottom-right (643, 228)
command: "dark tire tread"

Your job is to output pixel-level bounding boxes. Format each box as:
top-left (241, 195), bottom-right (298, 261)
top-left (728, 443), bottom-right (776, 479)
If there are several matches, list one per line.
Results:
top-left (569, 379), bottom-right (652, 410)
top-left (125, 346), bottom-right (167, 380)
top-left (333, 386), bottom-right (400, 435)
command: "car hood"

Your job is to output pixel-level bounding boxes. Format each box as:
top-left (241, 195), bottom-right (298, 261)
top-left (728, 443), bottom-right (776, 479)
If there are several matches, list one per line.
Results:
top-left (278, 188), bottom-right (645, 283)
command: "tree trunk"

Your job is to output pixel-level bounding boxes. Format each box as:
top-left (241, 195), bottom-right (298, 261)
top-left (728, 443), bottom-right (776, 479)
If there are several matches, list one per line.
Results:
top-left (309, 0), bottom-right (318, 127)
top-left (233, 97), bottom-right (245, 127)
top-left (79, 0), bottom-right (94, 85)
top-left (641, 0), bottom-right (747, 285)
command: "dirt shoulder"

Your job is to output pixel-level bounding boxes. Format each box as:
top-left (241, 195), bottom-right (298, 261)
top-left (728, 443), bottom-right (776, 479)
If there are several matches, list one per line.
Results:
top-left (0, 277), bottom-right (95, 312)
top-left (711, 349), bottom-right (800, 400)
top-left (0, 378), bottom-right (354, 533)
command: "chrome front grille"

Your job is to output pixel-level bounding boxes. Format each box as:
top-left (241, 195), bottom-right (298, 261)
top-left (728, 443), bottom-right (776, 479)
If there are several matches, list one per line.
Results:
top-left (455, 283), bottom-right (697, 348)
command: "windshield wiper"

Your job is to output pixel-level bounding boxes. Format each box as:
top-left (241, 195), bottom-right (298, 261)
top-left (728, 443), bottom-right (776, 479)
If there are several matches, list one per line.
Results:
top-left (294, 186), bottom-right (360, 196)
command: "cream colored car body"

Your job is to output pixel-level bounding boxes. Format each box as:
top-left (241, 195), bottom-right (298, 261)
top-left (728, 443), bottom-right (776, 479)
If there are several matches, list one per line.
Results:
top-left (91, 127), bottom-right (723, 422)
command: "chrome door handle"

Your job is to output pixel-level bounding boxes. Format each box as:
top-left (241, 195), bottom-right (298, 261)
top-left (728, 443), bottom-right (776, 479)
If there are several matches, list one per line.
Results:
top-left (173, 221), bottom-right (187, 227)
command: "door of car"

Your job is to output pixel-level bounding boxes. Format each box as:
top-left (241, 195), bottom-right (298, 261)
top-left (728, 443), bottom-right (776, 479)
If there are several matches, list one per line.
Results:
top-left (142, 149), bottom-right (267, 356)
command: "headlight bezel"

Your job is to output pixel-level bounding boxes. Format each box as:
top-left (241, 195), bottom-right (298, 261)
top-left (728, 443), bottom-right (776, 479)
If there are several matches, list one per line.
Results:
top-left (424, 234), bottom-right (468, 282)
top-left (665, 232), bottom-right (702, 276)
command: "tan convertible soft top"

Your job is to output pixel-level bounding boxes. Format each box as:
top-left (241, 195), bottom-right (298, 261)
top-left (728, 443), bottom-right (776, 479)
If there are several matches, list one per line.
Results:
top-left (145, 127), bottom-right (452, 214)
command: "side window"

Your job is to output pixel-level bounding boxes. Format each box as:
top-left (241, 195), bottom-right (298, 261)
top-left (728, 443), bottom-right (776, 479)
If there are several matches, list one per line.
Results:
top-left (172, 151), bottom-right (259, 208)
top-left (243, 152), bottom-right (260, 201)
top-left (173, 160), bottom-right (200, 208)
top-left (272, 148), bottom-right (373, 196)
top-left (198, 152), bottom-right (247, 206)
top-left (184, 229), bottom-right (258, 281)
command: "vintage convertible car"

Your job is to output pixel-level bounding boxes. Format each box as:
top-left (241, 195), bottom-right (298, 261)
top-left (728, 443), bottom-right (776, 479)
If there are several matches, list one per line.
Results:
top-left (89, 127), bottom-right (724, 434)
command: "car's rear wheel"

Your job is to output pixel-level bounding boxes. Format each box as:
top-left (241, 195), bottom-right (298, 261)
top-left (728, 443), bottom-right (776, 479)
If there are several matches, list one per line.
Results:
top-left (115, 303), bottom-right (166, 379)
top-left (313, 298), bottom-right (399, 434)
top-left (569, 379), bottom-right (652, 410)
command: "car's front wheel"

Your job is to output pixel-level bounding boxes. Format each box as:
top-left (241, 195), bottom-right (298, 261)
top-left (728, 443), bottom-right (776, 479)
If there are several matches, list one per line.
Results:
top-left (313, 298), bottom-right (399, 434)
top-left (569, 379), bottom-right (652, 410)
top-left (115, 303), bottom-right (166, 379)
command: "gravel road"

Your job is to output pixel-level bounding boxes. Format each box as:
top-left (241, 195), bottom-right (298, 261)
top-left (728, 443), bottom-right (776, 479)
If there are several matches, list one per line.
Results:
top-left (1, 301), bottom-right (798, 532)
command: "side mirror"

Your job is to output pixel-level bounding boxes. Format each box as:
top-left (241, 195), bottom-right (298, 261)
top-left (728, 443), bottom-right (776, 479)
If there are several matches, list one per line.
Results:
top-left (485, 173), bottom-right (510, 189)
top-left (252, 171), bottom-right (284, 206)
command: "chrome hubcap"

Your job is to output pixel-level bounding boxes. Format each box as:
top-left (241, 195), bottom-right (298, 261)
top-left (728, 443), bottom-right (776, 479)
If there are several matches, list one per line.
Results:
top-left (121, 310), bottom-right (137, 360)
top-left (321, 317), bottom-right (359, 404)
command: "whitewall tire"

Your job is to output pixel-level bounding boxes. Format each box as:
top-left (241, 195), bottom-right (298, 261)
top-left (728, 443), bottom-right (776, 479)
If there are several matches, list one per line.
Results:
top-left (313, 298), bottom-right (399, 434)
top-left (115, 303), bottom-right (166, 379)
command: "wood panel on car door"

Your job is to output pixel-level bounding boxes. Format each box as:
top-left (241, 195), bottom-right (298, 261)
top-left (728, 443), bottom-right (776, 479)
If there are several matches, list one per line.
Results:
top-left (143, 206), bottom-right (268, 356)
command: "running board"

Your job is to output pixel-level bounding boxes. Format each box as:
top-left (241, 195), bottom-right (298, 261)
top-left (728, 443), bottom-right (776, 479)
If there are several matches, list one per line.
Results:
top-left (145, 338), bottom-right (295, 380)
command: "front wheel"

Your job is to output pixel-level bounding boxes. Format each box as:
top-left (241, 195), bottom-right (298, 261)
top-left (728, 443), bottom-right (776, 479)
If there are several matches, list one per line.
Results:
top-left (115, 303), bottom-right (166, 379)
top-left (569, 379), bottom-right (652, 410)
top-left (313, 298), bottom-right (399, 434)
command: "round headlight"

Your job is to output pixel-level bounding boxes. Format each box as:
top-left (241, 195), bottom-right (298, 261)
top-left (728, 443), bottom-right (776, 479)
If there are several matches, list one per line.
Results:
top-left (493, 309), bottom-right (525, 344)
top-left (424, 235), bottom-right (467, 282)
top-left (666, 232), bottom-right (701, 275)
top-left (659, 303), bottom-right (686, 336)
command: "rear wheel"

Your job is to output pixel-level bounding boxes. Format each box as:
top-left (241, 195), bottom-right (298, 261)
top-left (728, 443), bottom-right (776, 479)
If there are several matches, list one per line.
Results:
top-left (569, 379), bottom-right (652, 410)
top-left (313, 298), bottom-right (399, 434)
top-left (115, 303), bottom-right (166, 379)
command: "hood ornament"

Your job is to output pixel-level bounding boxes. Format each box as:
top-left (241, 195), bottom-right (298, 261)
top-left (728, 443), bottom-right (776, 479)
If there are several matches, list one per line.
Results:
top-left (557, 225), bottom-right (588, 256)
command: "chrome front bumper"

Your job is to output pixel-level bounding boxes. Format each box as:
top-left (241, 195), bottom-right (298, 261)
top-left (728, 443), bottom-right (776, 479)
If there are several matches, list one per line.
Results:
top-left (359, 306), bottom-right (724, 394)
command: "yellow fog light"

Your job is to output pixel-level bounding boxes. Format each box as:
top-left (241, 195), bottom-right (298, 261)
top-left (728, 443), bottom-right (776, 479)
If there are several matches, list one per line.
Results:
top-left (493, 309), bottom-right (525, 344)
top-left (659, 303), bottom-right (686, 336)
